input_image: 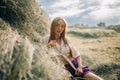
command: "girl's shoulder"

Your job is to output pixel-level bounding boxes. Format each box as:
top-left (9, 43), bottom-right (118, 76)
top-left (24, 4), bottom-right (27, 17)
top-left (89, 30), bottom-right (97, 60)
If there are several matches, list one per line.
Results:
top-left (65, 37), bottom-right (72, 43)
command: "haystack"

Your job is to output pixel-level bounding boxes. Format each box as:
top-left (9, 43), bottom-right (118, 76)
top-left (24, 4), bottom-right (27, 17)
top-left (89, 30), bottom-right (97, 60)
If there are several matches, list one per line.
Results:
top-left (0, 0), bottom-right (69, 80)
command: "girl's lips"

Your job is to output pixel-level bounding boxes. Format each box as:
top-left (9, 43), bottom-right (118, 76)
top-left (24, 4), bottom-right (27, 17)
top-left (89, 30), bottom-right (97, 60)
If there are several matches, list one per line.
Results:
top-left (56, 31), bottom-right (62, 36)
top-left (57, 30), bottom-right (61, 33)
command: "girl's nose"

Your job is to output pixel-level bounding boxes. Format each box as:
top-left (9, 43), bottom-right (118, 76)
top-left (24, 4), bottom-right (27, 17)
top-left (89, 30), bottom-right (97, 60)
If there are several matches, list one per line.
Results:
top-left (58, 26), bottom-right (62, 30)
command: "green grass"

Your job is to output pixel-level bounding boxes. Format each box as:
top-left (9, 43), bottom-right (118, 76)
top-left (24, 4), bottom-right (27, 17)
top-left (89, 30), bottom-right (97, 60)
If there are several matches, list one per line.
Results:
top-left (108, 25), bottom-right (120, 33)
top-left (67, 28), bottom-right (116, 38)
top-left (67, 27), bottom-right (120, 80)
top-left (92, 63), bottom-right (120, 75)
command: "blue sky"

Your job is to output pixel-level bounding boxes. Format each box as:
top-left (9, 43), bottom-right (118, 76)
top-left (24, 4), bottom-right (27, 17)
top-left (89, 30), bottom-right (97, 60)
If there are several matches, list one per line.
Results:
top-left (36, 0), bottom-right (120, 26)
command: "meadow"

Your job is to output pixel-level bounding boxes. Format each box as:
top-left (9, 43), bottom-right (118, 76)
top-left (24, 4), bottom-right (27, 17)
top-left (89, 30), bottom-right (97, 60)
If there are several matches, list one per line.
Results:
top-left (67, 27), bottom-right (120, 80)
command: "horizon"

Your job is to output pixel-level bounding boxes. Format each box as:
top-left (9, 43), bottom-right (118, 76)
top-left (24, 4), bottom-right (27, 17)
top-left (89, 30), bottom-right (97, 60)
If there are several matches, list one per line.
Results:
top-left (36, 0), bottom-right (120, 27)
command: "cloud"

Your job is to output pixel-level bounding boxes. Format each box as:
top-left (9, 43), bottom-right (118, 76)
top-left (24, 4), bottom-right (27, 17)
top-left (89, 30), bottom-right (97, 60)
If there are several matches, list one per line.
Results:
top-left (79, 0), bottom-right (120, 23)
top-left (88, 5), bottom-right (120, 22)
top-left (100, 0), bottom-right (120, 6)
top-left (50, 0), bottom-right (80, 8)
top-left (37, 0), bottom-right (120, 25)
top-left (84, 0), bottom-right (120, 5)
top-left (50, 7), bottom-right (85, 18)
top-left (43, 0), bottom-right (85, 18)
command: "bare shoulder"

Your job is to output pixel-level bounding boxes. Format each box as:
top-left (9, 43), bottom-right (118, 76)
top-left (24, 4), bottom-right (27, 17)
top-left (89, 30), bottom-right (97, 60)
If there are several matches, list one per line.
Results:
top-left (66, 37), bottom-right (72, 43)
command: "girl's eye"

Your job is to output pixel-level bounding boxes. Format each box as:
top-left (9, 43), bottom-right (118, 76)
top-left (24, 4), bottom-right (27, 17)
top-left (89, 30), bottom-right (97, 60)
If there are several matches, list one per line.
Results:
top-left (61, 25), bottom-right (64, 28)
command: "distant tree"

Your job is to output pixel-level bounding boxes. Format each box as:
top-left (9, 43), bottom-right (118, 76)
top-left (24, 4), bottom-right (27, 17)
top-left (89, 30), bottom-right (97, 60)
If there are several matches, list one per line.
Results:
top-left (97, 22), bottom-right (106, 27)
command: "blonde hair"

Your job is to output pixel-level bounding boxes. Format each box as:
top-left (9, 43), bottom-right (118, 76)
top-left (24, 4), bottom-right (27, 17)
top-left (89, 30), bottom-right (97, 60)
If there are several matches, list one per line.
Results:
top-left (49, 17), bottom-right (67, 43)
top-left (48, 17), bottom-right (72, 57)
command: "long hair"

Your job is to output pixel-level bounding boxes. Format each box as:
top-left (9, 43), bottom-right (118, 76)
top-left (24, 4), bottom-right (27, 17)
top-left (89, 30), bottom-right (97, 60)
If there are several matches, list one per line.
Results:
top-left (49, 17), bottom-right (67, 43)
top-left (48, 17), bottom-right (72, 56)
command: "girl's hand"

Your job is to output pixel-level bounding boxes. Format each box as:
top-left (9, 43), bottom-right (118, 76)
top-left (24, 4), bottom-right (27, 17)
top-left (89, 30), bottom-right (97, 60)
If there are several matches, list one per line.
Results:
top-left (75, 67), bottom-right (83, 76)
top-left (47, 40), bottom-right (56, 48)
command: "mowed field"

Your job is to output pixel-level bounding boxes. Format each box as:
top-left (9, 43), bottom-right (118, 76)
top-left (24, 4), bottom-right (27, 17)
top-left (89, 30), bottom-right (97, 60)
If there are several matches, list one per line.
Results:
top-left (67, 28), bottom-right (120, 80)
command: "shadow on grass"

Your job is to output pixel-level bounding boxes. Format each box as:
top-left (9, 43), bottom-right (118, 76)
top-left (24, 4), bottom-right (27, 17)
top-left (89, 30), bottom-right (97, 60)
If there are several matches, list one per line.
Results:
top-left (92, 63), bottom-right (120, 75)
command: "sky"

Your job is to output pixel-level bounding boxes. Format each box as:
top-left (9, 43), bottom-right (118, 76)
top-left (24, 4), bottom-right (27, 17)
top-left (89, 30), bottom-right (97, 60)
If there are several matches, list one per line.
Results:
top-left (36, 0), bottom-right (120, 26)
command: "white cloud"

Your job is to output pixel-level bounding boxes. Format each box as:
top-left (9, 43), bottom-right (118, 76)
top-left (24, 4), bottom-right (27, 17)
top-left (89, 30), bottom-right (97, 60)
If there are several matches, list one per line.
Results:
top-left (50, 0), bottom-right (81, 8)
top-left (80, 0), bottom-right (120, 22)
top-left (84, 0), bottom-right (120, 5)
top-left (37, 0), bottom-right (120, 25)
top-left (98, 0), bottom-right (120, 6)
top-left (88, 5), bottom-right (120, 21)
top-left (50, 7), bottom-right (85, 18)
top-left (47, 0), bottom-right (85, 18)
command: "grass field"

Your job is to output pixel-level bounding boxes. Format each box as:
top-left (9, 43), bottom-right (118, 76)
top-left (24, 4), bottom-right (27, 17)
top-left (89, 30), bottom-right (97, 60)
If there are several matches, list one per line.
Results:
top-left (67, 27), bottom-right (120, 80)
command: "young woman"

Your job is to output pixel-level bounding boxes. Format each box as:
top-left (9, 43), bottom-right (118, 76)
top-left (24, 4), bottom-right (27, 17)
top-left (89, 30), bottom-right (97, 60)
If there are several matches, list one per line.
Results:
top-left (41, 17), bottom-right (103, 80)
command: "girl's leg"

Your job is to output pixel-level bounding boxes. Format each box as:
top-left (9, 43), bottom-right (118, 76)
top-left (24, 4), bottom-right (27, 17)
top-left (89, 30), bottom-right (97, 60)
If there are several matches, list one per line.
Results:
top-left (84, 72), bottom-right (104, 80)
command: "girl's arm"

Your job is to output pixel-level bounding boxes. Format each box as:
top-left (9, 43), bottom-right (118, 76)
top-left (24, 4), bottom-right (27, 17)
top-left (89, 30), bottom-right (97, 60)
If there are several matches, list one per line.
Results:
top-left (76, 56), bottom-right (82, 68)
top-left (75, 56), bottom-right (83, 75)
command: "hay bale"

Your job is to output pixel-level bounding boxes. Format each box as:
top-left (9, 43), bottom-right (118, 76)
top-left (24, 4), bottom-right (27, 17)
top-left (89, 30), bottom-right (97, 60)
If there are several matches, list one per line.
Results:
top-left (0, 1), bottom-right (70, 80)
top-left (0, 0), bottom-right (50, 41)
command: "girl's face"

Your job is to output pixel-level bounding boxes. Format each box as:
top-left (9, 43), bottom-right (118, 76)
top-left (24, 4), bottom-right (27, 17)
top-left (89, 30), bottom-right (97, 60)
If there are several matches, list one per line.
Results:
top-left (54, 20), bottom-right (65, 37)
